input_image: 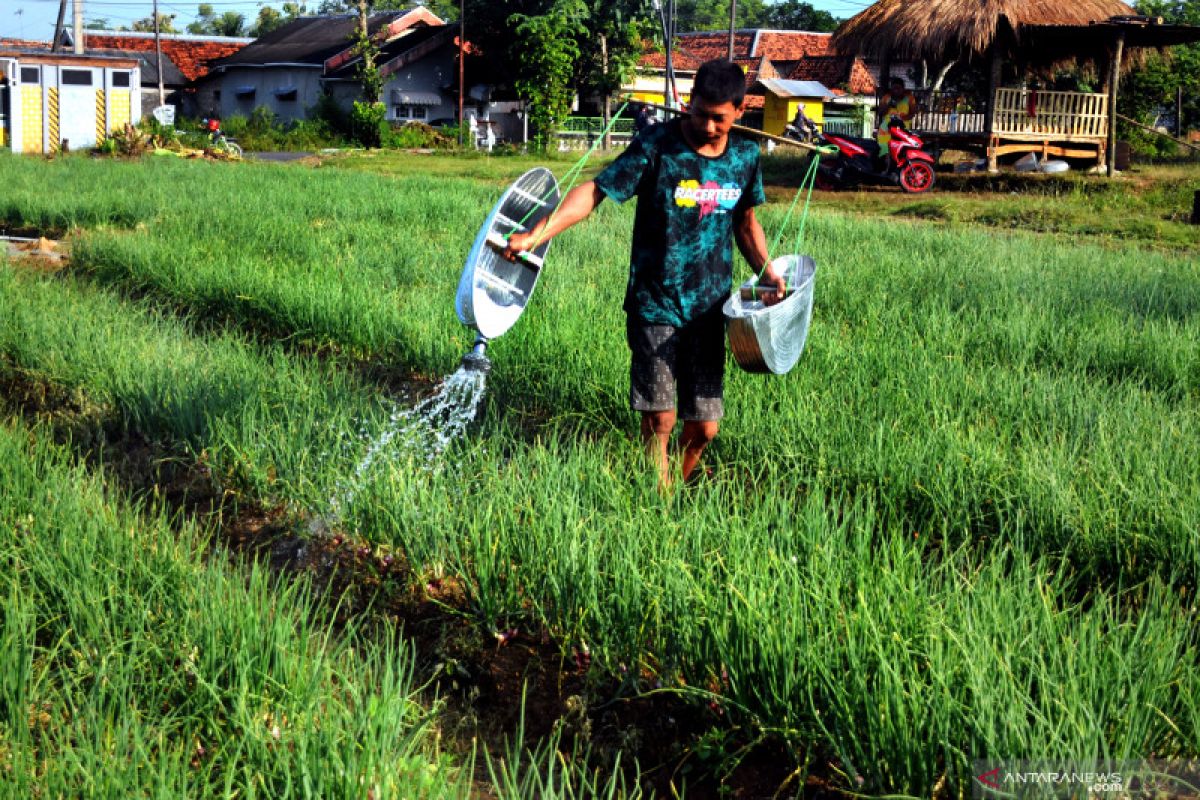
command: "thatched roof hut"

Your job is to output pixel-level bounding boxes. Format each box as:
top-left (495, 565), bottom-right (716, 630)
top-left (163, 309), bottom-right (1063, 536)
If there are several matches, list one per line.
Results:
top-left (832, 0), bottom-right (1137, 64)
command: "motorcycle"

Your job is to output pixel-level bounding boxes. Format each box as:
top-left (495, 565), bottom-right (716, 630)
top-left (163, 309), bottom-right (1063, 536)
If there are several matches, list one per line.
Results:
top-left (815, 116), bottom-right (936, 193)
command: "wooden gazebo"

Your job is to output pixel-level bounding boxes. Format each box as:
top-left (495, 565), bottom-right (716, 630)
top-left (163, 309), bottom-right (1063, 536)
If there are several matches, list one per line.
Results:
top-left (832, 0), bottom-right (1200, 175)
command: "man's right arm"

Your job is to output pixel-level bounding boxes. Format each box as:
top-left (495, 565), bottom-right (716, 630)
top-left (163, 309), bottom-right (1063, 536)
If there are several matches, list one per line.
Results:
top-left (503, 181), bottom-right (606, 259)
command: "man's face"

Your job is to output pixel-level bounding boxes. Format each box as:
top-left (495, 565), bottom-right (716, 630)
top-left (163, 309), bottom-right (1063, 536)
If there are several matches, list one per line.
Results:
top-left (686, 97), bottom-right (744, 147)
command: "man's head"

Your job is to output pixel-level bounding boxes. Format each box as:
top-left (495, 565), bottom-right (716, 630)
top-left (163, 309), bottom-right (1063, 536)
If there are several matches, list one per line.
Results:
top-left (687, 59), bottom-right (747, 147)
top-left (889, 77), bottom-right (906, 94)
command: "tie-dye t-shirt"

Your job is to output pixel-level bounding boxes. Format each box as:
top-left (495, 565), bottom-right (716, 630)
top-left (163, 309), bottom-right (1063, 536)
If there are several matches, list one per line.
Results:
top-left (594, 118), bottom-right (766, 327)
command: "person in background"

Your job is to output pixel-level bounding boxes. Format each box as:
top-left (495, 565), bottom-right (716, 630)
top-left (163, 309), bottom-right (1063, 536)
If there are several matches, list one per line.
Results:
top-left (634, 103), bottom-right (658, 134)
top-left (502, 60), bottom-right (786, 489)
top-left (877, 77), bottom-right (918, 148)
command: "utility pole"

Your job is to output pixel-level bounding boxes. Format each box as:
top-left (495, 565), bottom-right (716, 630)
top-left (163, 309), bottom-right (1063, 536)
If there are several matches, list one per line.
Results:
top-left (154, 0), bottom-right (165, 106)
top-left (51, 0), bottom-right (67, 53)
top-left (727, 0), bottom-right (736, 60)
top-left (458, 0), bottom-right (465, 146)
top-left (73, 0), bottom-right (84, 54)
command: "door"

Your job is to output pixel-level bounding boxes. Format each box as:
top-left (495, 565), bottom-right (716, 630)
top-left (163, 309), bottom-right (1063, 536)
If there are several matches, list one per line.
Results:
top-left (58, 66), bottom-right (101, 150)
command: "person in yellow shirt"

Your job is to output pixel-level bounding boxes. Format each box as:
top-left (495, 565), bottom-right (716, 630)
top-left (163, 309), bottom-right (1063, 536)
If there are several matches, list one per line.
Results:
top-left (877, 77), bottom-right (918, 148)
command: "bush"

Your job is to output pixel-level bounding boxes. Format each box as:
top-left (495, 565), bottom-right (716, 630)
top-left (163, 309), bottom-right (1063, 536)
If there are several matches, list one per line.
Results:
top-left (350, 101), bottom-right (388, 148)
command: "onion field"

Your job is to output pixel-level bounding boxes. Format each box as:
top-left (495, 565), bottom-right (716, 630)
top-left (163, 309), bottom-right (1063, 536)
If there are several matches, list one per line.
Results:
top-left (1, 152), bottom-right (1198, 797)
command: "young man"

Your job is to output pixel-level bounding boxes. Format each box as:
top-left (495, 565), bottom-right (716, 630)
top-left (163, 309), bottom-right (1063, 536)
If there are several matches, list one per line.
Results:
top-left (504, 59), bottom-right (785, 487)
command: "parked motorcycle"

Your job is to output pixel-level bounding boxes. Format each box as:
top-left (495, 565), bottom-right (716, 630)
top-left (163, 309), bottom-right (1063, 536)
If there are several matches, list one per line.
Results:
top-left (815, 116), bottom-right (936, 193)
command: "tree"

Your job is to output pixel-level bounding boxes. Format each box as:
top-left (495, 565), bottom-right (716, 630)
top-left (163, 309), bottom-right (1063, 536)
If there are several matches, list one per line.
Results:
top-left (132, 13), bottom-right (178, 33)
top-left (187, 5), bottom-right (246, 36)
top-left (84, 18), bottom-right (110, 30)
top-left (1120, 0), bottom-right (1200, 149)
top-left (759, 0), bottom-right (838, 32)
top-left (510, 0), bottom-right (587, 147)
top-left (250, 7), bottom-right (285, 37)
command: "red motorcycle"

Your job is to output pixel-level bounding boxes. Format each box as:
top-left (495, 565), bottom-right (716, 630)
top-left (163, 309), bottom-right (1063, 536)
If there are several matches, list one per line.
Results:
top-left (816, 116), bottom-right (936, 193)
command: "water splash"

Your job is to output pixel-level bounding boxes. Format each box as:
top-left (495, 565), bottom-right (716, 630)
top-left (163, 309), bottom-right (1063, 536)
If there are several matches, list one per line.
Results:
top-left (328, 365), bottom-right (489, 518)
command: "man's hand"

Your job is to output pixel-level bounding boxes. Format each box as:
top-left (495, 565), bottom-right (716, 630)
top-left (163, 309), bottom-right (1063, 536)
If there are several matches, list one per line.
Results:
top-left (759, 259), bottom-right (788, 306)
top-left (502, 231), bottom-right (537, 262)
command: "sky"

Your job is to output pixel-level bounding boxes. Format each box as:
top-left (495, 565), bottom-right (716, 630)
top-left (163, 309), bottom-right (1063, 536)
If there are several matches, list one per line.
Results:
top-left (2, 0), bottom-right (875, 41)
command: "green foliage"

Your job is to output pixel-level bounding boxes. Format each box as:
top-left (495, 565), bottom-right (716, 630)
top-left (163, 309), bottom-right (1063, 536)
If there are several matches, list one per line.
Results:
top-left (510, 0), bottom-right (586, 149)
top-left (351, 100), bottom-right (388, 148)
top-left (1120, 0), bottom-right (1200, 155)
top-left (759, 0), bottom-right (839, 31)
top-left (185, 4), bottom-right (245, 36)
top-left (130, 12), bottom-right (177, 32)
top-left (249, 6), bottom-right (285, 37)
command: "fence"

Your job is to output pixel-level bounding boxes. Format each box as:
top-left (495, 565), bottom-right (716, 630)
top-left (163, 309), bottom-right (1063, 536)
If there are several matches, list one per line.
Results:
top-left (555, 116), bottom-right (635, 150)
top-left (992, 88), bottom-right (1108, 139)
top-left (907, 90), bottom-right (986, 134)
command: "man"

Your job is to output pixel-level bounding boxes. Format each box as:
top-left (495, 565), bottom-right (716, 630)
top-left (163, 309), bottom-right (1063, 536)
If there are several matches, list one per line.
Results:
top-left (504, 59), bottom-right (786, 488)
top-left (877, 77), bottom-right (918, 148)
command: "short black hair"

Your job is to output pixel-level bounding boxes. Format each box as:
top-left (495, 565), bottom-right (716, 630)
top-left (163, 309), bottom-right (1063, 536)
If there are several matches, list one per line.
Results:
top-left (692, 59), bottom-right (746, 107)
top-left (889, 77), bottom-right (906, 87)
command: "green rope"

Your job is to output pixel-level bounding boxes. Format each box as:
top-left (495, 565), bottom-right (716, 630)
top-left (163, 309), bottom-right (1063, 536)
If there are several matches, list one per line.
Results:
top-left (758, 144), bottom-right (836, 290)
top-left (513, 102), bottom-right (630, 236)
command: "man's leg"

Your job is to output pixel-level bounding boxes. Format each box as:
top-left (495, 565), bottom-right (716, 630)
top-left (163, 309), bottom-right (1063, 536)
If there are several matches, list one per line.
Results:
top-left (641, 410), bottom-right (676, 488)
top-left (677, 308), bottom-right (726, 484)
top-left (679, 419), bottom-right (719, 482)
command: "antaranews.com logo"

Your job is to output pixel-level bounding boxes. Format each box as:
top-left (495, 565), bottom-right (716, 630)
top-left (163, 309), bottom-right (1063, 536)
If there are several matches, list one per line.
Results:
top-left (972, 760), bottom-right (1200, 798)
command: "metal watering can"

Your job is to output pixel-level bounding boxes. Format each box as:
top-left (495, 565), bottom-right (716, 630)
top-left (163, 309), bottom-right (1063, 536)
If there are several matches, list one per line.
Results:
top-left (455, 167), bottom-right (560, 372)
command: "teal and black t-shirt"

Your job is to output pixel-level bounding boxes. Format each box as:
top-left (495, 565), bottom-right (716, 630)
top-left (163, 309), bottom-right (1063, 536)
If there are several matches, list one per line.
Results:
top-left (594, 118), bottom-right (766, 327)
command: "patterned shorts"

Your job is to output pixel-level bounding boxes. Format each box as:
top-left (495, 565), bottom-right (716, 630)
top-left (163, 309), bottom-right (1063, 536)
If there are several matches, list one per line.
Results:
top-left (626, 308), bottom-right (726, 421)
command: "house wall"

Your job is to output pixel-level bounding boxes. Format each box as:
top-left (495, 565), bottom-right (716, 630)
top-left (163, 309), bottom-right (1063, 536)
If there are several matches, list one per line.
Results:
top-left (3, 58), bottom-right (139, 154)
top-left (763, 96), bottom-right (824, 137)
top-left (382, 50), bottom-right (455, 124)
top-left (213, 66), bottom-right (325, 123)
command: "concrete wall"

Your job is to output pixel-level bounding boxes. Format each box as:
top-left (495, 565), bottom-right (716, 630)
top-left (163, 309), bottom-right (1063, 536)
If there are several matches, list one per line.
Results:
top-left (2, 58), bottom-right (139, 154)
top-left (211, 66), bottom-right (325, 123)
top-left (382, 51), bottom-right (455, 124)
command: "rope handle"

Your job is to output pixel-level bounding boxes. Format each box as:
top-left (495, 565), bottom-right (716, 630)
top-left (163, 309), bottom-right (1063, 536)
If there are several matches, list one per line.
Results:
top-left (754, 149), bottom-right (826, 296)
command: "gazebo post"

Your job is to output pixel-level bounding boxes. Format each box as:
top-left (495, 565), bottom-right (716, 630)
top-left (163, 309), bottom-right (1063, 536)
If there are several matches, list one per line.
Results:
top-left (1106, 29), bottom-right (1125, 178)
top-left (985, 47), bottom-right (1002, 172)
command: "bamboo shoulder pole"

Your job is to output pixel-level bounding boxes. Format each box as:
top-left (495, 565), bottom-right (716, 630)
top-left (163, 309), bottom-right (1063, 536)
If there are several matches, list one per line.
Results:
top-left (629, 99), bottom-right (829, 152)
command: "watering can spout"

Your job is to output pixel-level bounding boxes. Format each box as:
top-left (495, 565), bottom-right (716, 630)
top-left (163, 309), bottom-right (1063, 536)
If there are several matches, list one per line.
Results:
top-left (461, 336), bottom-right (491, 373)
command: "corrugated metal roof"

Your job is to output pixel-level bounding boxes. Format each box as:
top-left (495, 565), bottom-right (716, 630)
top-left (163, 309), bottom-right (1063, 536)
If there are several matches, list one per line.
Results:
top-left (756, 79), bottom-right (833, 99)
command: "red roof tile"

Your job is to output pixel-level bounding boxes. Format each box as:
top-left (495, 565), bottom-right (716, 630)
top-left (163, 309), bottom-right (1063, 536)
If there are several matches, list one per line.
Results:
top-left (85, 35), bottom-right (247, 81)
top-left (0, 34), bottom-right (247, 82)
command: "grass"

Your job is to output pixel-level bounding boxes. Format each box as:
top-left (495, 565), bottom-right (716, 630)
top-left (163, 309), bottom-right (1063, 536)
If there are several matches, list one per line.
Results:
top-left (1, 150), bottom-right (1198, 796)
top-left (0, 411), bottom-right (473, 797)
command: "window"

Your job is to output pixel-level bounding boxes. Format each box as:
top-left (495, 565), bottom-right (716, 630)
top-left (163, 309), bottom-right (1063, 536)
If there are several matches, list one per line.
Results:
top-left (111, 71), bottom-right (130, 88)
top-left (61, 69), bottom-right (93, 86)
top-left (392, 105), bottom-right (427, 121)
top-left (21, 67), bottom-right (40, 84)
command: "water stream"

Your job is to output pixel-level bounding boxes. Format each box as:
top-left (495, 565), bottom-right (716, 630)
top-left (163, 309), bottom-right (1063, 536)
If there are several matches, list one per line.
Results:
top-left (327, 364), bottom-right (489, 519)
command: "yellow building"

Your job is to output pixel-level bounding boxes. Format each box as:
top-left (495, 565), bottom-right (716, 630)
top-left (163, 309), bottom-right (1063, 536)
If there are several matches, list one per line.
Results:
top-left (0, 52), bottom-right (140, 155)
top-left (753, 79), bottom-right (833, 137)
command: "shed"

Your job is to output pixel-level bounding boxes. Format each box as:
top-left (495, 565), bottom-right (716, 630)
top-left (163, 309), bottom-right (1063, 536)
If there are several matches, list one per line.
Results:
top-left (832, 0), bottom-right (1200, 173)
top-left (0, 51), bottom-right (140, 154)
top-left (750, 78), bottom-right (833, 136)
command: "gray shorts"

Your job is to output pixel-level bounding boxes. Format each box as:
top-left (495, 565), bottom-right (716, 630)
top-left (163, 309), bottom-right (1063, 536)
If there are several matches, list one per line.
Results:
top-left (626, 308), bottom-right (725, 421)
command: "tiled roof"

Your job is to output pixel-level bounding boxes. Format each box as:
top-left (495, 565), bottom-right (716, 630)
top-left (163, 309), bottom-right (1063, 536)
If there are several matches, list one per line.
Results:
top-left (0, 33), bottom-right (248, 82)
top-left (752, 30), bottom-right (832, 60)
top-left (86, 34), bottom-right (247, 81)
top-left (773, 55), bottom-right (876, 94)
top-left (213, 11), bottom-right (435, 70)
top-left (324, 24), bottom-right (452, 80)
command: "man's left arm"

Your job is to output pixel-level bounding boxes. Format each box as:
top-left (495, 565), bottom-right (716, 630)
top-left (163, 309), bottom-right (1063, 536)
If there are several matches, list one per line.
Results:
top-left (733, 207), bottom-right (786, 305)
